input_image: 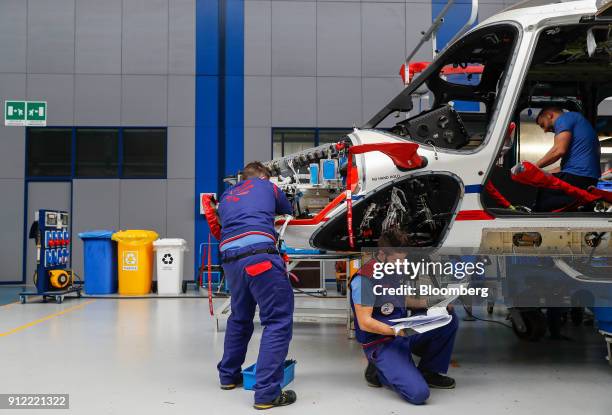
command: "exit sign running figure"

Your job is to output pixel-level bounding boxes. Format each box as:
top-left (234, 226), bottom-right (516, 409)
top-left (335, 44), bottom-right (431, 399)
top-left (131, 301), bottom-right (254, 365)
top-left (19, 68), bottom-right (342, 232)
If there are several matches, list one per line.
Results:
top-left (4, 101), bottom-right (47, 126)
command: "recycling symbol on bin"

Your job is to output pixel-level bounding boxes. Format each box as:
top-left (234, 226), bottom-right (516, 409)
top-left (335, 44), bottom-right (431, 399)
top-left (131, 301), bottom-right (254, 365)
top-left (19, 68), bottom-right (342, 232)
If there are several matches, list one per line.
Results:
top-left (124, 252), bottom-right (137, 265)
top-left (162, 253), bottom-right (174, 265)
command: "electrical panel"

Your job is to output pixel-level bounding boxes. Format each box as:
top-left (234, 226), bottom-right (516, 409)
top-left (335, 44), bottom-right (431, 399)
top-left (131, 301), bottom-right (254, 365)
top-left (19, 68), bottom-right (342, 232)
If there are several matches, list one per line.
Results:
top-left (36, 209), bottom-right (71, 293)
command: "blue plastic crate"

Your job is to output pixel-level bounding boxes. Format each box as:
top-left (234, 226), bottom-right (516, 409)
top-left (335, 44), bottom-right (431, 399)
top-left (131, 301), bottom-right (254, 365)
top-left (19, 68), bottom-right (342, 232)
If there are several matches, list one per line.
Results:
top-left (198, 242), bottom-right (228, 293)
top-left (242, 360), bottom-right (296, 390)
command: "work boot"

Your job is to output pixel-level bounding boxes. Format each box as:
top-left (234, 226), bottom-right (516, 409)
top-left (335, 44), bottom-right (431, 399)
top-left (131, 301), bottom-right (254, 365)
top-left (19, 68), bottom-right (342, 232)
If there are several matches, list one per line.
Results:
top-left (220, 374), bottom-right (243, 390)
top-left (420, 370), bottom-right (456, 389)
top-left (253, 390), bottom-right (297, 410)
top-left (364, 361), bottom-right (382, 387)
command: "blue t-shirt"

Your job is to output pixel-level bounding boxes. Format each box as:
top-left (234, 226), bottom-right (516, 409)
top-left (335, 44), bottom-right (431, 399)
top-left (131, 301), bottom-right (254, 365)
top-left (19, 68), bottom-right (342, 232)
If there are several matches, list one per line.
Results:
top-left (554, 112), bottom-right (601, 179)
top-left (350, 276), bottom-right (375, 306)
top-left (219, 234), bottom-right (274, 252)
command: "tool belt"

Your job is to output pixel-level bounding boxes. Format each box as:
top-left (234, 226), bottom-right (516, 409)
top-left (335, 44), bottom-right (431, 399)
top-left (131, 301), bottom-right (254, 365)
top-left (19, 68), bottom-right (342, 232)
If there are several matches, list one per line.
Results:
top-left (221, 246), bottom-right (279, 263)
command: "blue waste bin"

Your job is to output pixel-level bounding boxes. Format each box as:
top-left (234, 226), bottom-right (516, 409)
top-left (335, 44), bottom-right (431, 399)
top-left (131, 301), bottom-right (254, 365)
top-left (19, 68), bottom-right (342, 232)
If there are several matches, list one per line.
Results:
top-left (79, 230), bottom-right (117, 295)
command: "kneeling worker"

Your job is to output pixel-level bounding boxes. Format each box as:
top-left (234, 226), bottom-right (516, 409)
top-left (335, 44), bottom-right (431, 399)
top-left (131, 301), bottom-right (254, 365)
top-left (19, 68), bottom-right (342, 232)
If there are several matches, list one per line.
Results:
top-left (215, 161), bottom-right (296, 410)
top-left (350, 229), bottom-right (459, 404)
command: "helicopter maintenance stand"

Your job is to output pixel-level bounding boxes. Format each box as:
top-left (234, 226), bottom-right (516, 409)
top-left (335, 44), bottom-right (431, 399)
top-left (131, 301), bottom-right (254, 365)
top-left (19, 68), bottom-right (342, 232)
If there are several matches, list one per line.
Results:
top-left (212, 252), bottom-right (362, 334)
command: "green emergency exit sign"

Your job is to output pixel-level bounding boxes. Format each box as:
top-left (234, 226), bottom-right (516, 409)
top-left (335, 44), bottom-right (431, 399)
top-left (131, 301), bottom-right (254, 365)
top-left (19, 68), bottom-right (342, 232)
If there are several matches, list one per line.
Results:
top-left (26, 101), bottom-right (46, 125)
top-left (4, 100), bottom-right (47, 126)
top-left (4, 101), bottom-right (25, 126)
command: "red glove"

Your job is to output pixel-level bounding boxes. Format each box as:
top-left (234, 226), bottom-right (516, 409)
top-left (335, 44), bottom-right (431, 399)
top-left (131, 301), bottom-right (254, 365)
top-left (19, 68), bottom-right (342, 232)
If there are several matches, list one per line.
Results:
top-left (202, 194), bottom-right (221, 240)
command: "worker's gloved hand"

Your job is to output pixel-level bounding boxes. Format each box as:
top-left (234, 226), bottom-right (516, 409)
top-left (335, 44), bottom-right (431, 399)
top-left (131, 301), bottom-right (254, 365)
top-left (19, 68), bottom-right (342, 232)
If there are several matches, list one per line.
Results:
top-left (510, 162), bottom-right (526, 176)
top-left (202, 194), bottom-right (222, 240)
top-left (393, 325), bottom-right (408, 337)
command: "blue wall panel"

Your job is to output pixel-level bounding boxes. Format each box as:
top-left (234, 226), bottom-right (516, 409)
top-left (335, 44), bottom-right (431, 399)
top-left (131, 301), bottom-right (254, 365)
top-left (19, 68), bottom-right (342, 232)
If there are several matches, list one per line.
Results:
top-left (432, 0), bottom-right (476, 53)
top-left (196, 0), bottom-right (219, 76)
top-left (432, 0), bottom-right (479, 112)
top-left (225, 0), bottom-right (244, 78)
top-left (195, 0), bottom-right (243, 278)
top-left (224, 0), bottom-right (244, 179)
top-left (225, 75), bottom-right (244, 178)
top-left (195, 0), bottom-right (221, 278)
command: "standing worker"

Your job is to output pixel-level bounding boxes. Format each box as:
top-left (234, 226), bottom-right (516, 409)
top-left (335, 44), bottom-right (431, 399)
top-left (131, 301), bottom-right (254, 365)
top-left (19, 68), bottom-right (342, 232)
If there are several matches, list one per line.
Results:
top-left (206, 161), bottom-right (297, 410)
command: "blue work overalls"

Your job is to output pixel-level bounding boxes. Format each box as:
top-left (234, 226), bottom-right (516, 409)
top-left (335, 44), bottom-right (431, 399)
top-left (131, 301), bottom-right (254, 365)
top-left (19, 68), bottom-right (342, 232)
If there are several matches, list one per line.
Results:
top-left (216, 178), bottom-right (294, 404)
top-left (351, 260), bottom-right (459, 404)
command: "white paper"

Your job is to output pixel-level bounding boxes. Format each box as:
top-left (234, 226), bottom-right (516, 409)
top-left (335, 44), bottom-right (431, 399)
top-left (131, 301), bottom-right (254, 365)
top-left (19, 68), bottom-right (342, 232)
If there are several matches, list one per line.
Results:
top-left (390, 313), bottom-right (452, 334)
top-left (388, 284), bottom-right (464, 335)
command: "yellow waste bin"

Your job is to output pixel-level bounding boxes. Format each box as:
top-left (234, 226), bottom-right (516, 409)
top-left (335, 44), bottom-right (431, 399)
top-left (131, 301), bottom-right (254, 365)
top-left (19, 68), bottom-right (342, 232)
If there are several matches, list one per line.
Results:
top-left (111, 230), bottom-right (159, 295)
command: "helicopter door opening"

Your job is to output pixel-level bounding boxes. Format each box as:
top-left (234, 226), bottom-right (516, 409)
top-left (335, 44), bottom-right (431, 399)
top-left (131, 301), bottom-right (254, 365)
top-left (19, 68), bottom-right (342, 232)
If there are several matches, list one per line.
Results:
top-left (484, 23), bottom-right (612, 216)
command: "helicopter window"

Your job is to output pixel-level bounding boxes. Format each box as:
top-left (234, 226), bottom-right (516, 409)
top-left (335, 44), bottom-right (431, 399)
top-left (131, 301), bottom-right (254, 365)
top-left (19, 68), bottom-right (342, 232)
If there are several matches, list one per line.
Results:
top-left (375, 24), bottom-right (518, 152)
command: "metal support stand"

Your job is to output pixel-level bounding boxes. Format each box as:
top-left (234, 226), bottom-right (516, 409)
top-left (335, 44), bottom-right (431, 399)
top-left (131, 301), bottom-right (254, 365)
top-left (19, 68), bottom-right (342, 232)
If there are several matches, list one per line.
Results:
top-left (213, 252), bottom-right (361, 335)
top-left (286, 259), bottom-right (327, 296)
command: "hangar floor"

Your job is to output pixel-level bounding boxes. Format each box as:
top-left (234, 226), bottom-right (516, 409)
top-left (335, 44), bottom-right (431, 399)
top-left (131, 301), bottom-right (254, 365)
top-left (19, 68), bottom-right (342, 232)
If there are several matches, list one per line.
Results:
top-left (1, 291), bottom-right (611, 415)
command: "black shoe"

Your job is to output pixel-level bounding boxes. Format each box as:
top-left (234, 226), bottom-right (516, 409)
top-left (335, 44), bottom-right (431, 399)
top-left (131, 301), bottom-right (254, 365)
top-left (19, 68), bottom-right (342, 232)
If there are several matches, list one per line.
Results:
top-left (220, 374), bottom-right (243, 390)
top-left (420, 370), bottom-right (455, 389)
top-left (253, 390), bottom-right (297, 410)
top-left (364, 361), bottom-right (382, 388)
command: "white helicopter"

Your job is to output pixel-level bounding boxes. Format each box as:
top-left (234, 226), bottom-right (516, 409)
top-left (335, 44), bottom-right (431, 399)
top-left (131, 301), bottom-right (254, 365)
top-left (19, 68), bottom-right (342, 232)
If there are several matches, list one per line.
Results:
top-left (249, 0), bottom-right (612, 345)
top-left (261, 0), bottom-right (612, 259)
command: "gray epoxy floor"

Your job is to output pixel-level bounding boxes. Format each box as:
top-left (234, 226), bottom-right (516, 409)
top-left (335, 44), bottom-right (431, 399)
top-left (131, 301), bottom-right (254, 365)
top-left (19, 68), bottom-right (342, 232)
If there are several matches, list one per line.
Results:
top-left (1, 293), bottom-right (611, 415)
